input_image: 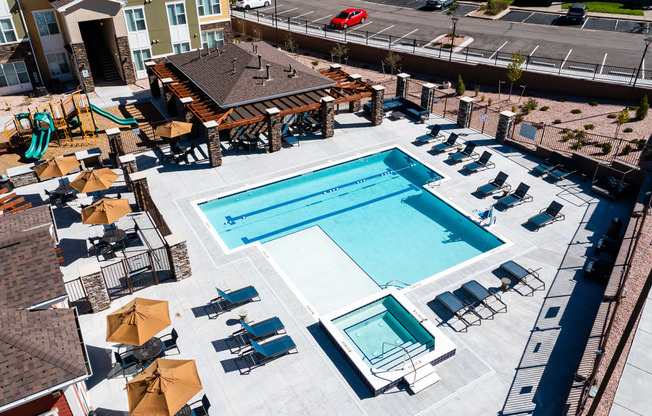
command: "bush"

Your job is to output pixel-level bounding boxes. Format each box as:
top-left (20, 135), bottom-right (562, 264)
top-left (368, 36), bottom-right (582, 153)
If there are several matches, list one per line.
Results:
top-left (474, 86), bottom-right (480, 97)
top-left (584, 124), bottom-right (595, 130)
top-left (622, 144), bottom-right (633, 155)
top-left (514, 114), bottom-right (524, 124)
top-left (562, 132), bottom-right (573, 142)
top-left (540, 106), bottom-right (549, 111)
top-left (588, 101), bottom-right (599, 107)
top-left (488, 98), bottom-right (493, 107)
top-left (456, 74), bottom-right (466, 96)
top-left (623, 127), bottom-right (633, 133)
top-left (482, 0), bottom-right (510, 15)
top-left (481, 94), bottom-right (485, 102)
top-left (596, 142), bottom-right (612, 155)
top-left (570, 109), bottom-right (582, 114)
top-left (628, 105), bottom-right (638, 111)
top-left (553, 119), bottom-right (562, 124)
top-left (636, 95), bottom-right (649, 120)
top-left (511, 105), bottom-right (517, 113)
top-left (571, 142), bottom-right (583, 150)
top-left (607, 113), bottom-right (617, 119)
top-left (311, 60), bottom-right (319, 68)
top-left (523, 98), bottom-right (538, 115)
top-left (562, 128), bottom-right (571, 134)
top-left (557, 97), bottom-right (566, 102)
top-left (635, 139), bottom-right (647, 150)
top-left (575, 129), bottom-right (587, 142)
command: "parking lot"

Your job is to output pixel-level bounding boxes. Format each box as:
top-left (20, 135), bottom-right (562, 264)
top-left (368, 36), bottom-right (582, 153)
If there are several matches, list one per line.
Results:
top-left (500, 11), bottom-right (650, 34)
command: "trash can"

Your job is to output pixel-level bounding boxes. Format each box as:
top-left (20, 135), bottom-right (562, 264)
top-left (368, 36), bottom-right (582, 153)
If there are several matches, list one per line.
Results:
top-left (0, 174), bottom-right (13, 192)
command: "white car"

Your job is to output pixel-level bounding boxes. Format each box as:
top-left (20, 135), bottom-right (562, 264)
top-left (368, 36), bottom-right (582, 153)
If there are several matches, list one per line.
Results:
top-left (235, 0), bottom-right (271, 9)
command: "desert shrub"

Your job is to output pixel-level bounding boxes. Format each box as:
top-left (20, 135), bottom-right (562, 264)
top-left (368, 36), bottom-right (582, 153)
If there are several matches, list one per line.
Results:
top-left (456, 75), bottom-right (465, 96)
top-left (540, 106), bottom-right (549, 111)
top-left (636, 95), bottom-right (649, 120)
top-left (474, 86), bottom-right (480, 97)
top-left (553, 119), bottom-right (562, 124)
top-left (523, 98), bottom-right (538, 114)
top-left (635, 139), bottom-right (647, 150)
top-left (514, 114), bottom-right (524, 124)
top-left (575, 130), bottom-right (587, 142)
top-left (570, 109), bottom-right (582, 114)
top-left (571, 142), bottom-right (583, 150)
top-left (562, 132), bottom-right (574, 142)
top-left (511, 105), bottom-right (517, 113)
top-left (488, 98), bottom-right (493, 107)
top-left (628, 105), bottom-right (638, 111)
top-left (623, 127), bottom-right (633, 133)
top-left (482, 0), bottom-right (510, 15)
top-left (588, 101), bottom-right (599, 107)
top-left (481, 94), bottom-right (485, 102)
top-left (607, 113), bottom-right (617, 119)
top-left (562, 128), bottom-right (571, 134)
top-left (584, 124), bottom-right (595, 130)
top-left (596, 142), bottom-right (612, 154)
top-left (622, 144), bottom-right (633, 155)
top-left (311, 60), bottom-right (319, 68)
top-left (557, 97), bottom-right (566, 102)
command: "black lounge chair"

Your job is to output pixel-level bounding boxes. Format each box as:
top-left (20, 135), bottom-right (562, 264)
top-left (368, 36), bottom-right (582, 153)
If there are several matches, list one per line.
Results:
top-left (497, 183), bottom-right (532, 208)
top-left (547, 159), bottom-right (576, 182)
top-left (189, 395), bottom-right (211, 416)
top-left (416, 124), bottom-right (445, 145)
top-left (500, 260), bottom-right (545, 295)
top-left (532, 152), bottom-right (563, 175)
top-left (476, 171), bottom-right (511, 197)
top-left (595, 218), bottom-right (623, 255)
top-left (527, 201), bottom-right (565, 229)
top-left (241, 335), bottom-right (298, 373)
top-left (210, 286), bottom-right (260, 316)
top-left (463, 151), bottom-right (495, 173)
top-left (448, 141), bottom-right (477, 163)
top-left (583, 257), bottom-right (614, 285)
top-left (430, 133), bottom-right (460, 154)
top-left (113, 350), bottom-right (140, 378)
top-left (461, 280), bottom-right (507, 316)
top-left (435, 291), bottom-right (482, 331)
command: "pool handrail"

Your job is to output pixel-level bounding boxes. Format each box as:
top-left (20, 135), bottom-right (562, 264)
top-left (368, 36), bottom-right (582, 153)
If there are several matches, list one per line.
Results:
top-left (380, 279), bottom-right (409, 289)
top-left (379, 341), bottom-right (418, 386)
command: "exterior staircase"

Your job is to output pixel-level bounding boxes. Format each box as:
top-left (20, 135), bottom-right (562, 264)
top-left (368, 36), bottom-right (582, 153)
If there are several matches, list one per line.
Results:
top-left (83, 30), bottom-right (121, 83)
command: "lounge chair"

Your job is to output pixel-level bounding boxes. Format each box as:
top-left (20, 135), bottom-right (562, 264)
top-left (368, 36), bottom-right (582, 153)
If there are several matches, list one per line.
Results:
top-left (241, 335), bottom-right (298, 373)
top-left (463, 151), bottom-right (495, 173)
top-left (461, 280), bottom-right (507, 316)
top-left (282, 134), bottom-right (299, 147)
top-left (532, 152), bottom-right (563, 175)
top-left (435, 291), bottom-right (482, 331)
top-left (113, 351), bottom-right (140, 378)
top-left (448, 141), bottom-right (477, 163)
top-left (416, 125), bottom-right (444, 144)
top-left (430, 133), bottom-right (459, 154)
top-left (476, 171), bottom-right (511, 197)
top-left (595, 218), bottom-right (623, 255)
top-left (547, 159), bottom-right (576, 182)
top-left (210, 286), bottom-right (260, 316)
top-left (527, 201), bottom-right (565, 229)
top-left (583, 257), bottom-right (614, 285)
top-left (231, 317), bottom-right (286, 351)
top-left (189, 394), bottom-right (211, 416)
top-left (500, 260), bottom-right (545, 295)
top-left (497, 183), bottom-right (533, 208)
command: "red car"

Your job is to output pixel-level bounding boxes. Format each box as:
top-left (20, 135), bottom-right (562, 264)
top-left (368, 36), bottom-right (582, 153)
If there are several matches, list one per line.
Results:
top-left (330, 9), bottom-right (367, 30)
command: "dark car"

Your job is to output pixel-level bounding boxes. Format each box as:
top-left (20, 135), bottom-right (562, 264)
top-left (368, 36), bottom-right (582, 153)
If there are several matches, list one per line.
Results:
top-left (426, 0), bottom-right (454, 9)
top-left (566, 3), bottom-right (588, 24)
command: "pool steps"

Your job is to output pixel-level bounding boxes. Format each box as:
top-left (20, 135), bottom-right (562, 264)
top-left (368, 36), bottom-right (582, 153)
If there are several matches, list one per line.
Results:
top-left (371, 340), bottom-right (432, 371)
top-left (407, 364), bottom-right (441, 394)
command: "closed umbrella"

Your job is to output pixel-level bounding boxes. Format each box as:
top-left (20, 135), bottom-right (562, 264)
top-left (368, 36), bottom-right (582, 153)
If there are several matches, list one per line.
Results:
top-left (71, 168), bottom-right (119, 193)
top-left (106, 297), bottom-right (171, 346)
top-left (81, 198), bottom-right (131, 225)
top-left (33, 156), bottom-right (79, 178)
top-left (127, 359), bottom-right (203, 416)
top-left (155, 121), bottom-right (193, 139)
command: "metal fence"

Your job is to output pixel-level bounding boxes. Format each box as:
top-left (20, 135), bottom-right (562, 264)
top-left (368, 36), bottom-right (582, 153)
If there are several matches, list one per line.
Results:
top-left (64, 278), bottom-right (91, 314)
top-left (140, 185), bottom-right (172, 237)
top-left (101, 247), bottom-right (172, 300)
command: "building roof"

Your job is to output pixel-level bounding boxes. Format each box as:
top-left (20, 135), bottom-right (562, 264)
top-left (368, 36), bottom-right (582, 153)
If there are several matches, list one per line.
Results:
top-left (0, 308), bottom-right (88, 408)
top-left (167, 41), bottom-right (336, 108)
top-left (0, 205), bottom-right (53, 239)
top-left (49, 0), bottom-right (126, 11)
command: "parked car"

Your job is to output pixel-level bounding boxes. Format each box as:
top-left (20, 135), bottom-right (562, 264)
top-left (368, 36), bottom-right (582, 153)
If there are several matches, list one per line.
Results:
top-left (565, 3), bottom-right (587, 24)
top-left (426, 0), bottom-right (454, 9)
top-left (235, 0), bottom-right (271, 10)
top-left (330, 9), bottom-right (367, 30)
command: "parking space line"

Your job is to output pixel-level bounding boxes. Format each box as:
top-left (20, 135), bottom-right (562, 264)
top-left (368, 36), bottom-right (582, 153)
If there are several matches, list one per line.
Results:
top-left (391, 28), bottom-right (419, 44)
top-left (600, 53), bottom-right (607, 74)
top-left (614, 20), bottom-right (619, 31)
top-left (311, 15), bottom-right (331, 23)
top-left (581, 18), bottom-right (589, 29)
top-left (347, 21), bottom-right (374, 33)
top-left (293, 11), bottom-right (314, 19)
top-left (276, 7), bottom-right (297, 15)
top-left (529, 45), bottom-right (539, 57)
top-left (522, 12), bottom-right (534, 23)
top-left (370, 25), bottom-right (395, 37)
top-left (489, 41), bottom-right (508, 59)
top-left (562, 49), bottom-right (573, 68)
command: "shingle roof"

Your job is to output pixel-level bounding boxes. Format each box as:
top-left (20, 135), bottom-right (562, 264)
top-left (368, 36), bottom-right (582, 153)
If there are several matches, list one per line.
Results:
top-left (0, 205), bottom-right (53, 239)
top-left (0, 308), bottom-right (88, 407)
top-left (167, 41), bottom-right (336, 108)
top-left (49, 0), bottom-right (77, 8)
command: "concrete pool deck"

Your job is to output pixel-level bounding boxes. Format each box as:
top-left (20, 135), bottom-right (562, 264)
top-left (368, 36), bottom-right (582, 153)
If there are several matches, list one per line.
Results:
top-left (61, 110), bottom-right (634, 415)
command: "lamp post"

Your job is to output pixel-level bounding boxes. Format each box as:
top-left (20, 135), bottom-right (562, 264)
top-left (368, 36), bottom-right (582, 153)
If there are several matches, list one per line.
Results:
top-left (446, 17), bottom-right (459, 82)
top-left (624, 37), bottom-right (652, 111)
top-left (274, 1), bottom-right (279, 44)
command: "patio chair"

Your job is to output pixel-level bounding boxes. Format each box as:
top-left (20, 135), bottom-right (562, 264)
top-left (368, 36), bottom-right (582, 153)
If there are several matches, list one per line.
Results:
top-left (448, 141), bottom-right (478, 164)
top-left (435, 291), bottom-right (482, 331)
top-left (547, 159), bottom-right (576, 182)
top-left (461, 280), bottom-right (507, 316)
top-left (500, 260), bottom-right (545, 295)
top-left (189, 394), bottom-right (211, 416)
top-left (160, 328), bottom-right (180, 355)
top-left (89, 237), bottom-right (110, 258)
top-left (532, 152), bottom-right (563, 175)
top-left (210, 286), bottom-right (260, 316)
top-left (463, 151), bottom-right (495, 173)
top-left (415, 124), bottom-right (444, 144)
top-left (583, 257), bottom-right (614, 285)
top-left (496, 183), bottom-right (533, 208)
top-left (231, 317), bottom-right (286, 351)
top-left (595, 219), bottom-right (622, 255)
top-left (476, 171), bottom-right (511, 197)
top-left (113, 350), bottom-right (140, 377)
top-left (430, 133), bottom-right (459, 154)
top-left (527, 201), bottom-right (565, 230)
top-left (44, 189), bottom-right (61, 204)
top-left (241, 335), bottom-right (298, 373)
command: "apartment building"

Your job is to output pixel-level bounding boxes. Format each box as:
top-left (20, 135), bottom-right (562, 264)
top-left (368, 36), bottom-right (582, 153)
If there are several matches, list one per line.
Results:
top-left (0, 0), bottom-right (232, 94)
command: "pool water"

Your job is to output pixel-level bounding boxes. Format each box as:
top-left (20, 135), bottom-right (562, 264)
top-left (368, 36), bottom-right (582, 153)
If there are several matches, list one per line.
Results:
top-left (199, 148), bottom-right (504, 287)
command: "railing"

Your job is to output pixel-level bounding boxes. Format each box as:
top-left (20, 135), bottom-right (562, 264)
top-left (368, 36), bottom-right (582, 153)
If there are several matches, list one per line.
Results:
top-left (101, 247), bottom-right (172, 300)
top-left (140, 185), bottom-right (172, 237)
top-left (380, 279), bottom-right (409, 289)
top-left (64, 278), bottom-right (91, 314)
top-left (378, 342), bottom-right (418, 386)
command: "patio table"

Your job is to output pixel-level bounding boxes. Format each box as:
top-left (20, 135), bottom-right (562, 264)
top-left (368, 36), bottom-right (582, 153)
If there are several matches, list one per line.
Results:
top-left (132, 337), bottom-right (163, 362)
top-left (55, 184), bottom-right (75, 195)
top-left (102, 228), bottom-right (126, 244)
top-left (175, 404), bottom-right (191, 416)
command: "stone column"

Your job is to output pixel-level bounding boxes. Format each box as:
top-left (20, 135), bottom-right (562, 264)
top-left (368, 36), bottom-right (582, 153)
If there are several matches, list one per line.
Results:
top-left (72, 42), bottom-right (95, 93)
top-left (130, 171), bottom-right (149, 212)
top-left (496, 111), bottom-right (516, 142)
top-left (348, 74), bottom-right (362, 113)
top-left (116, 36), bottom-right (136, 84)
top-left (421, 83), bottom-right (436, 112)
top-left (162, 78), bottom-right (177, 117)
top-left (396, 73), bottom-right (410, 99)
top-left (180, 97), bottom-right (196, 138)
top-left (119, 154), bottom-right (137, 192)
top-left (370, 85), bottom-right (385, 126)
top-left (146, 61), bottom-right (160, 97)
top-left (265, 108), bottom-right (282, 153)
top-left (165, 234), bottom-right (191, 281)
top-left (79, 261), bottom-right (110, 312)
top-left (106, 127), bottom-right (125, 158)
top-left (457, 97), bottom-right (474, 128)
top-left (9, 170), bottom-right (39, 188)
top-left (320, 96), bottom-right (335, 138)
top-left (330, 63), bottom-right (341, 71)
top-left (204, 120), bottom-right (222, 167)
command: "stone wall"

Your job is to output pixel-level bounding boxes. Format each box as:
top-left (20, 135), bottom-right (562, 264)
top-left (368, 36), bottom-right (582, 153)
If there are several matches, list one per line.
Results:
top-left (320, 97), bottom-right (335, 138)
top-left (496, 111), bottom-right (515, 142)
top-left (116, 36), bottom-right (136, 85)
top-left (200, 21), bottom-right (234, 44)
top-left (266, 108), bottom-right (281, 152)
top-left (370, 85), bottom-right (385, 126)
top-left (79, 263), bottom-right (110, 312)
top-left (204, 121), bottom-right (222, 167)
top-left (0, 41), bottom-right (40, 87)
top-left (10, 171), bottom-right (38, 188)
top-left (457, 97), bottom-right (474, 128)
top-left (165, 234), bottom-right (191, 281)
top-left (72, 42), bottom-right (95, 92)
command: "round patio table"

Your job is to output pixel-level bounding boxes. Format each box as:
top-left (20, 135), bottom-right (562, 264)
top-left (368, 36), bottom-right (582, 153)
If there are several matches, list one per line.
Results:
top-left (55, 184), bottom-right (75, 195)
top-left (132, 337), bottom-right (163, 362)
top-left (175, 404), bottom-right (191, 416)
top-left (102, 228), bottom-right (126, 244)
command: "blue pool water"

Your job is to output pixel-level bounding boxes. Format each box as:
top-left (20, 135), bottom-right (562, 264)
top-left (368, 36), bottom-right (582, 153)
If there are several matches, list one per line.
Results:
top-left (199, 148), bottom-right (504, 287)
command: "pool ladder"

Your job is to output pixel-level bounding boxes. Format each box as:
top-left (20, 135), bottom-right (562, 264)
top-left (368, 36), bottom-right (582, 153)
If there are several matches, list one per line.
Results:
top-left (380, 279), bottom-right (408, 289)
top-left (425, 177), bottom-right (441, 187)
top-left (377, 342), bottom-right (418, 387)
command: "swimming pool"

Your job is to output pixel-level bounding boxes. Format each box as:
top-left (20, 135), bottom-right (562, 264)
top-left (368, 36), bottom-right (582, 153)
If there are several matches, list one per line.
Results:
top-left (198, 148), bottom-right (504, 287)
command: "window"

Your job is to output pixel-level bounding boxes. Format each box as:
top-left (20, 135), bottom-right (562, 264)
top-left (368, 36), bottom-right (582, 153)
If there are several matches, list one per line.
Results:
top-left (124, 8), bottom-right (146, 32)
top-left (0, 18), bottom-right (16, 43)
top-left (173, 42), bottom-right (190, 54)
top-left (132, 48), bottom-right (152, 72)
top-left (197, 0), bottom-right (221, 16)
top-left (201, 31), bottom-right (224, 49)
top-left (46, 52), bottom-right (70, 76)
top-left (0, 61), bottom-right (29, 87)
top-left (166, 3), bottom-right (186, 26)
top-left (34, 11), bottom-right (59, 36)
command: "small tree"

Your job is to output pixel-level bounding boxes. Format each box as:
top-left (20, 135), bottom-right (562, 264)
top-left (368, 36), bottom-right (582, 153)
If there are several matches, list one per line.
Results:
top-left (615, 109), bottom-right (630, 138)
top-left (456, 75), bottom-right (465, 96)
top-left (284, 33), bottom-right (298, 57)
top-left (383, 51), bottom-right (402, 75)
top-left (447, 1), bottom-right (460, 15)
top-left (330, 43), bottom-right (349, 65)
top-left (636, 95), bottom-right (649, 120)
top-left (506, 51), bottom-right (526, 100)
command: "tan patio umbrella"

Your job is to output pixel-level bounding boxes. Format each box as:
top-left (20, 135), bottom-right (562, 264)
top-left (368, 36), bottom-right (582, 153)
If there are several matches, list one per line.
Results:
top-left (70, 168), bottom-right (119, 193)
top-left (155, 120), bottom-right (193, 139)
top-left (33, 156), bottom-right (79, 178)
top-left (106, 297), bottom-right (171, 346)
top-left (127, 359), bottom-right (203, 416)
top-left (81, 198), bottom-right (131, 225)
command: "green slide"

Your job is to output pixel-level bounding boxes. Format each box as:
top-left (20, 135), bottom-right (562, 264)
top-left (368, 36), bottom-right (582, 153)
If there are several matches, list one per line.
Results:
top-left (90, 104), bottom-right (138, 126)
top-left (25, 112), bottom-right (54, 160)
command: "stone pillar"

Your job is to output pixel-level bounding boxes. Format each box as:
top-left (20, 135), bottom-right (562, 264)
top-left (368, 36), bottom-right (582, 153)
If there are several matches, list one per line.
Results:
top-left (9, 170), bottom-right (39, 187)
top-left (496, 111), bottom-right (516, 142)
top-left (370, 85), bottom-right (385, 126)
top-left (119, 154), bottom-right (137, 192)
top-left (330, 63), bottom-right (341, 71)
top-left (162, 78), bottom-right (177, 117)
top-left (320, 96), bottom-right (335, 138)
top-left (457, 97), bottom-right (474, 128)
top-left (130, 171), bottom-right (149, 212)
top-left (165, 234), bottom-right (191, 281)
top-left (180, 97), bottom-right (196, 139)
top-left (79, 262), bottom-right (110, 312)
top-left (106, 127), bottom-right (125, 158)
top-left (265, 108), bottom-right (282, 153)
top-left (348, 74), bottom-right (362, 113)
top-left (396, 73), bottom-right (410, 99)
top-left (204, 120), bottom-right (222, 167)
top-left (72, 42), bottom-right (95, 93)
top-left (146, 61), bottom-right (160, 97)
top-left (421, 83), bottom-right (436, 112)
top-left (116, 36), bottom-right (136, 84)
